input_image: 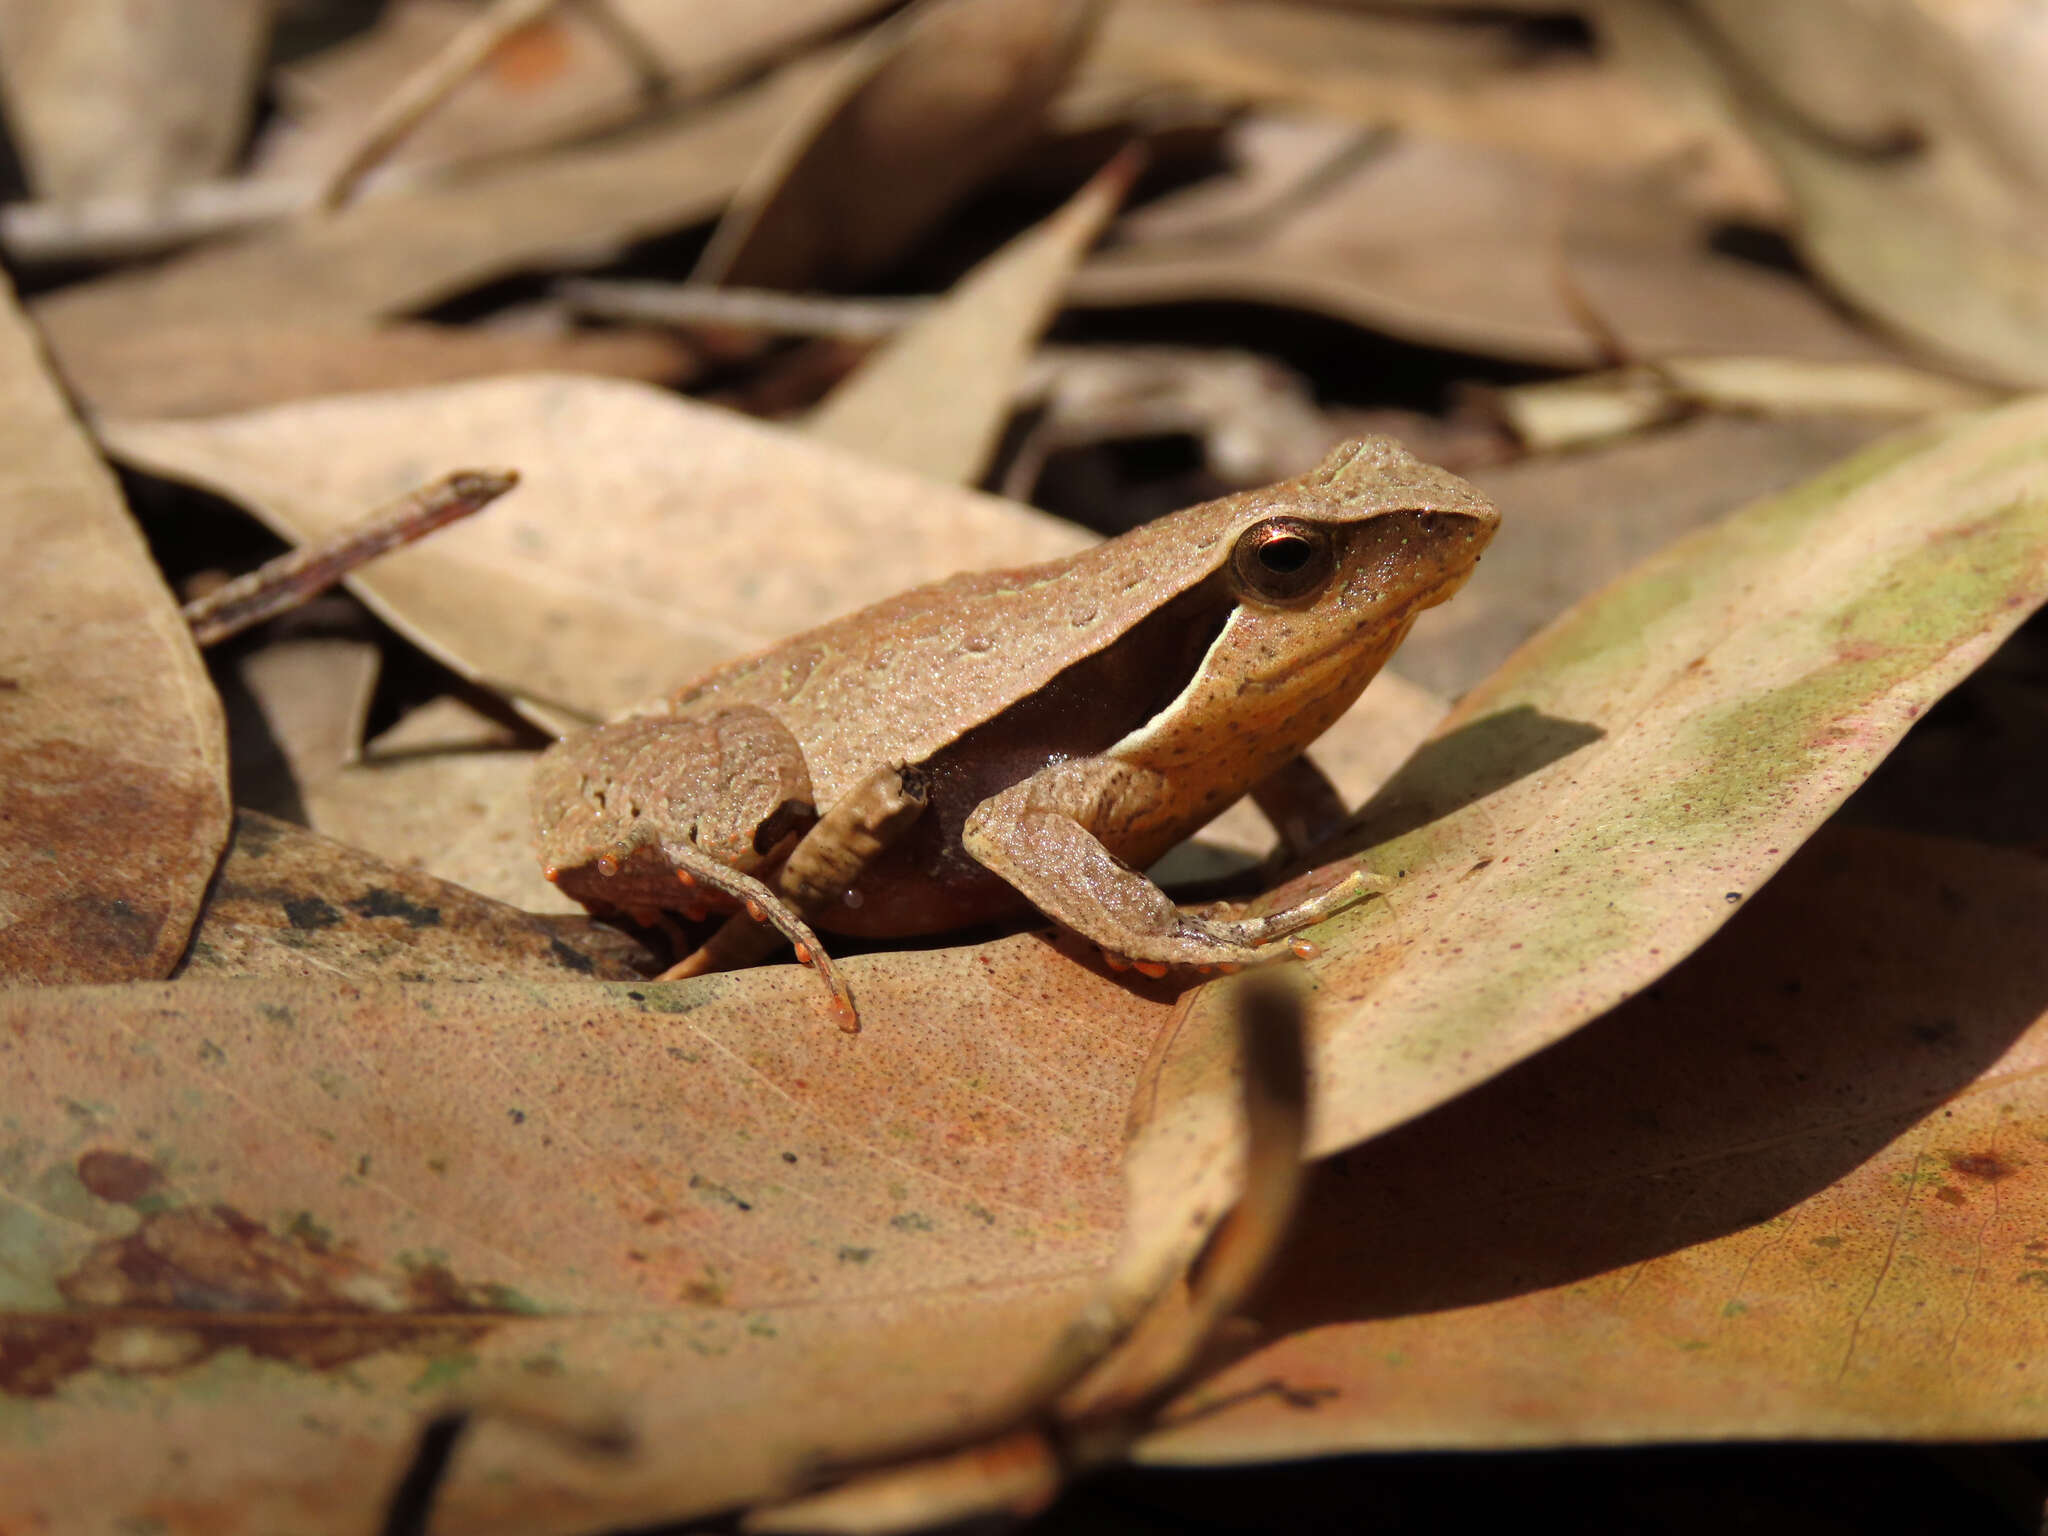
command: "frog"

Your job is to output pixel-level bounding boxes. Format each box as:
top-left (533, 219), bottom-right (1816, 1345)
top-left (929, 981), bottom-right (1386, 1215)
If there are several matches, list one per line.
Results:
top-left (532, 436), bottom-right (1499, 1030)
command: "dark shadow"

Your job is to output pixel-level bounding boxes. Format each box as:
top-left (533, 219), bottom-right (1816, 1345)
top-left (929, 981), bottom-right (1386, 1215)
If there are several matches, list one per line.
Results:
top-left (1330, 703), bottom-right (1605, 859)
top-left (1234, 826), bottom-right (2048, 1337)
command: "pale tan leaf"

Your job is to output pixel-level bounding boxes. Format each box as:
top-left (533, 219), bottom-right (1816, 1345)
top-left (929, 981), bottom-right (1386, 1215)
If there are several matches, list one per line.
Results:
top-left (1599, 0), bottom-right (2048, 387)
top-left (98, 376), bottom-right (1095, 728)
top-left (303, 696), bottom-right (572, 914)
top-left (51, 318), bottom-right (695, 420)
top-left (0, 0), bottom-right (270, 198)
top-left (807, 150), bottom-right (1135, 484)
top-left (1143, 828), bottom-right (2048, 1453)
top-left (0, 269), bottom-right (229, 983)
top-left (1114, 396), bottom-right (2048, 1322)
top-left (231, 636), bottom-right (380, 815)
top-left (181, 810), bottom-right (647, 981)
top-left (697, 0), bottom-right (1105, 290)
top-left (1495, 356), bottom-right (2002, 454)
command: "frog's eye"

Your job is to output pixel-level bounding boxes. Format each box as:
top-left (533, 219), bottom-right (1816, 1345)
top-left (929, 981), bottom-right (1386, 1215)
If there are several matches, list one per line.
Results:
top-left (1231, 517), bottom-right (1335, 603)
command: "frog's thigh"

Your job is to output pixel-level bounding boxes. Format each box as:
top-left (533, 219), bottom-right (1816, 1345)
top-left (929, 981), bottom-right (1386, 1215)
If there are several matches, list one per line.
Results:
top-left (964, 758), bottom-right (1362, 966)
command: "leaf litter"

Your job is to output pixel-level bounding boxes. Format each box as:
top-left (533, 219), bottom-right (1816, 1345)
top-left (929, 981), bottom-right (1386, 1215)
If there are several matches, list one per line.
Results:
top-left (12, 2), bottom-right (2048, 1529)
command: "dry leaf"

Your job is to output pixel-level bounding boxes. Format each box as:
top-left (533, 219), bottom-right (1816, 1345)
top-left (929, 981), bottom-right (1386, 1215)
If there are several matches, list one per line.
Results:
top-left (304, 696), bottom-right (572, 914)
top-left (1079, 0), bottom-right (1783, 219)
top-left (696, 0), bottom-right (1105, 290)
top-left (1114, 397), bottom-right (2048, 1320)
top-left (1011, 344), bottom-right (1341, 494)
top-left (0, 0), bottom-right (270, 198)
top-left (50, 317), bottom-right (695, 420)
top-left (229, 635), bottom-right (381, 820)
top-left (1409, 413), bottom-right (1901, 699)
top-left (1494, 356), bottom-right (2002, 455)
top-left (29, 62), bottom-right (813, 365)
top-left (259, 0), bottom-right (885, 184)
top-left (807, 150), bottom-right (1136, 484)
top-left (1070, 115), bottom-right (1897, 370)
top-left (1598, 0), bottom-right (2048, 387)
top-left (181, 810), bottom-right (647, 982)
top-left (1145, 827), bottom-right (2048, 1453)
top-left (100, 377), bottom-right (1095, 729)
top-left (0, 933), bottom-right (1173, 1531)
top-left (0, 269), bottom-right (229, 983)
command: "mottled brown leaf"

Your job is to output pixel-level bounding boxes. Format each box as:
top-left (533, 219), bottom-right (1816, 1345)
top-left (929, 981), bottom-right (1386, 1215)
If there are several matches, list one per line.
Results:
top-left (0, 936), bottom-right (1174, 1531)
top-left (0, 269), bottom-right (228, 982)
top-left (180, 810), bottom-right (647, 982)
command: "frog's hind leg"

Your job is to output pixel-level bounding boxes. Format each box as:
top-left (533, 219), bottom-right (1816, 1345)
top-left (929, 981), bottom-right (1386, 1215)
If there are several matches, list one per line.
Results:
top-left (656, 839), bottom-right (859, 1030)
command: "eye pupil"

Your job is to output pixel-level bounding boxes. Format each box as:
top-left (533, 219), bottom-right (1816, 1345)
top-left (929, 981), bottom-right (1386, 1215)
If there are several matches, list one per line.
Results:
top-left (1259, 537), bottom-right (1314, 575)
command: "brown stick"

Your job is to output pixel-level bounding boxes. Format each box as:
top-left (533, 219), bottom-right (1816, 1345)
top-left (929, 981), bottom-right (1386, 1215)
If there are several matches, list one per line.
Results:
top-left (183, 470), bottom-right (518, 647)
top-left (311, 0), bottom-right (675, 212)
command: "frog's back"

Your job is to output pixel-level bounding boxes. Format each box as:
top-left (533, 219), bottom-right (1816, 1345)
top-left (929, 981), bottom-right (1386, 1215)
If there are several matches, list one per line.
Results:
top-left (654, 503), bottom-right (1241, 804)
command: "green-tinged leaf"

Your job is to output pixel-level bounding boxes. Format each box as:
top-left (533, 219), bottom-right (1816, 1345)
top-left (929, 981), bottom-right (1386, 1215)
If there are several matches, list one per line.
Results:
top-left (1143, 828), bottom-right (2048, 1453)
top-left (1114, 396), bottom-right (2048, 1314)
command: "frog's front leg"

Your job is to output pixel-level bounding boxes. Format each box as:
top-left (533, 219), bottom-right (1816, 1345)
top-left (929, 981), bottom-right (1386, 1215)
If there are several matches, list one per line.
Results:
top-left (666, 764), bottom-right (929, 1030)
top-left (961, 757), bottom-right (1380, 974)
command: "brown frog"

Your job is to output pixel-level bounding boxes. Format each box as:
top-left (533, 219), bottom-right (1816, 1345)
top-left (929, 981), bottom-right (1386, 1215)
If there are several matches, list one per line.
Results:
top-left (533, 437), bottom-right (1498, 1029)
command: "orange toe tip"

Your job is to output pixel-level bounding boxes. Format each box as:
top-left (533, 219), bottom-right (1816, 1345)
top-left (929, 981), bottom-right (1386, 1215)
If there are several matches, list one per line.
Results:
top-left (595, 854), bottom-right (620, 878)
top-left (1133, 960), bottom-right (1169, 979)
top-left (1100, 951), bottom-right (1131, 972)
top-left (1288, 937), bottom-right (1321, 961)
top-left (744, 899), bottom-right (767, 923)
top-left (675, 870), bottom-right (697, 888)
top-left (794, 943), bottom-right (813, 967)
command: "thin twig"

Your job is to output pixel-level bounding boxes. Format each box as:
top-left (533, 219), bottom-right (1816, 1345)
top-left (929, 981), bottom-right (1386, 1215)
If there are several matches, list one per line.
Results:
top-left (183, 470), bottom-right (518, 647)
top-left (317, 0), bottom-right (570, 212)
top-left (0, 176), bottom-right (320, 265)
top-left (560, 278), bottom-right (929, 341)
